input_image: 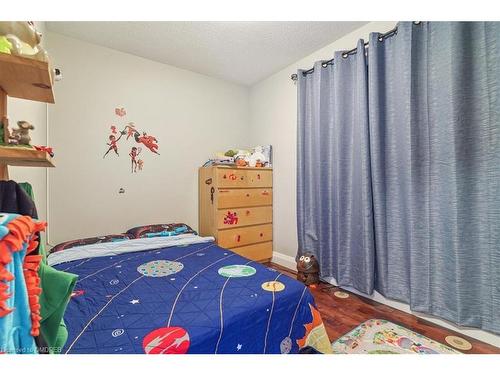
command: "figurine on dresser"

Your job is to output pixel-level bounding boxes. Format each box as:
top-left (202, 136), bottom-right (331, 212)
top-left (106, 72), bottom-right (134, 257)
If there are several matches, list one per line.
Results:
top-left (297, 252), bottom-right (320, 287)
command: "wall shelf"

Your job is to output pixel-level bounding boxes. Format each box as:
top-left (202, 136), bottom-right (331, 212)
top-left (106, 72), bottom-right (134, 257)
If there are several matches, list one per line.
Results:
top-left (0, 146), bottom-right (55, 168)
top-left (0, 53), bottom-right (54, 104)
top-left (0, 51), bottom-right (56, 180)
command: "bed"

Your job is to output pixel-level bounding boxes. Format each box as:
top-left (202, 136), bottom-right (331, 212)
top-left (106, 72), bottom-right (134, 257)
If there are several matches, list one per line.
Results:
top-left (48, 234), bottom-right (332, 354)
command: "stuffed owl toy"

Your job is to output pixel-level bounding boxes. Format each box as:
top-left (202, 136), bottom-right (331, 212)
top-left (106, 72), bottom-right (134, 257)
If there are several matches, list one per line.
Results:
top-left (297, 252), bottom-right (320, 286)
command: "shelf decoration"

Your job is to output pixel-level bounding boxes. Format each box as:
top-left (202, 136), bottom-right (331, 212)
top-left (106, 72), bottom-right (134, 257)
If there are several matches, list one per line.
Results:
top-left (0, 22), bottom-right (48, 62)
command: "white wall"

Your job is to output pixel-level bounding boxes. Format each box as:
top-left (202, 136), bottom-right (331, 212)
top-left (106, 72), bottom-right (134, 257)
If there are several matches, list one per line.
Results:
top-left (46, 32), bottom-right (250, 244)
top-left (8, 21), bottom-right (48, 223)
top-left (249, 21), bottom-right (500, 347)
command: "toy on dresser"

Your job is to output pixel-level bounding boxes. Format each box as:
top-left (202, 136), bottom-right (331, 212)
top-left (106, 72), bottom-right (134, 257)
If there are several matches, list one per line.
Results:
top-left (297, 252), bottom-right (320, 287)
top-left (203, 145), bottom-right (272, 168)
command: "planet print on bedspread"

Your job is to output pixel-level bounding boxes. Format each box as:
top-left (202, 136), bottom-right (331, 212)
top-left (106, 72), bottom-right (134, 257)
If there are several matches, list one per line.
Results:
top-left (143, 327), bottom-right (190, 354)
top-left (218, 264), bottom-right (256, 278)
top-left (280, 337), bottom-right (292, 354)
top-left (137, 260), bottom-right (183, 277)
top-left (261, 281), bottom-right (286, 292)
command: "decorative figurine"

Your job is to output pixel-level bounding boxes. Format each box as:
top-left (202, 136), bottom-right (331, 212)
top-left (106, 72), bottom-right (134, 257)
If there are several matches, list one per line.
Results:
top-left (9, 121), bottom-right (35, 145)
top-left (297, 252), bottom-right (320, 287)
top-left (33, 145), bottom-right (54, 157)
top-left (0, 21), bottom-right (49, 62)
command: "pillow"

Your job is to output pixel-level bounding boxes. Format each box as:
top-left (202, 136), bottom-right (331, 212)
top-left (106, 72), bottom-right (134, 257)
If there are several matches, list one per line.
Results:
top-left (49, 234), bottom-right (133, 254)
top-left (125, 223), bottom-right (197, 239)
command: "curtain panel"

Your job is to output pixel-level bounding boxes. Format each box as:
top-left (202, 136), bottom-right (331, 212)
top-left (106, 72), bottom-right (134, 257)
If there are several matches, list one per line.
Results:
top-left (297, 41), bottom-right (376, 295)
top-left (297, 21), bottom-right (500, 334)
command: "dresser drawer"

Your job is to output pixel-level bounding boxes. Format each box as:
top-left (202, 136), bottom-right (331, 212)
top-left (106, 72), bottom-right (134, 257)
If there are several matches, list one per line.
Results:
top-left (230, 241), bottom-right (273, 262)
top-left (217, 188), bottom-right (272, 208)
top-left (217, 224), bottom-right (272, 248)
top-left (216, 168), bottom-right (272, 188)
top-left (217, 206), bottom-right (272, 229)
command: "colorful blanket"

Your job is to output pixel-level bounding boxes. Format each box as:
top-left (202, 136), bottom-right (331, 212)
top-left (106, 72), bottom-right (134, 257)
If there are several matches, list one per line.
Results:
top-left (50, 236), bottom-right (332, 354)
top-left (0, 213), bottom-right (46, 354)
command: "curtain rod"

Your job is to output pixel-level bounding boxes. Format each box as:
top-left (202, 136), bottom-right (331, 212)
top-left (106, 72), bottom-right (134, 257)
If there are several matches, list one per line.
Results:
top-left (290, 22), bottom-right (421, 81)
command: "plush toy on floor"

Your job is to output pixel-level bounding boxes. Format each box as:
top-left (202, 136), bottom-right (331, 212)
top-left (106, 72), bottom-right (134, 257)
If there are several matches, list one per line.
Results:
top-left (297, 252), bottom-right (320, 287)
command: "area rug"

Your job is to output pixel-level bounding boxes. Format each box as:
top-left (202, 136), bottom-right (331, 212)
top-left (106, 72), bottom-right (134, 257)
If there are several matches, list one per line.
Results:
top-left (331, 319), bottom-right (461, 354)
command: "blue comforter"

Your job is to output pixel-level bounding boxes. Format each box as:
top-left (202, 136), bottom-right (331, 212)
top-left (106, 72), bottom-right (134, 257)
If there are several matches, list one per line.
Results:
top-left (53, 240), bottom-right (330, 354)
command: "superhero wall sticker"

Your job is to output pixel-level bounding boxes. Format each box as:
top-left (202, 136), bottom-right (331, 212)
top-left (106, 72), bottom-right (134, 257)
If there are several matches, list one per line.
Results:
top-left (103, 107), bottom-right (160, 173)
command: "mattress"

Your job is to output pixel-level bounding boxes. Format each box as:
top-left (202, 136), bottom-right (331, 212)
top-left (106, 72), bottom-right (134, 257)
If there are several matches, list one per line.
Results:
top-left (49, 235), bottom-right (331, 354)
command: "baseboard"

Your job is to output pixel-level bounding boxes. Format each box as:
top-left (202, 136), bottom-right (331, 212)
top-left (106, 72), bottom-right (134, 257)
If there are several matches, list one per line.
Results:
top-left (271, 251), bottom-right (500, 348)
top-left (271, 251), bottom-right (297, 271)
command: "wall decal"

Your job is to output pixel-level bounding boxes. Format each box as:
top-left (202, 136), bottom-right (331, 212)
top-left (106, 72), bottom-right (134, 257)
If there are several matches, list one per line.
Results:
top-left (135, 132), bottom-right (160, 155)
top-left (129, 146), bottom-right (142, 173)
top-left (103, 131), bottom-right (124, 158)
top-left (125, 123), bottom-right (136, 140)
top-left (115, 107), bottom-right (126, 117)
top-left (103, 107), bottom-right (160, 172)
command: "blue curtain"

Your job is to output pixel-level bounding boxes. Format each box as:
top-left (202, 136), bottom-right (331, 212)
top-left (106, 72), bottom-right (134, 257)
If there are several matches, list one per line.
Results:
top-left (297, 40), bottom-right (376, 295)
top-left (297, 22), bottom-right (500, 334)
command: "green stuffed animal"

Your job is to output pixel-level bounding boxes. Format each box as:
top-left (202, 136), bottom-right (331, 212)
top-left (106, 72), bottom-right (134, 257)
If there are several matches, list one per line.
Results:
top-left (224, 149), bottom-right (237, 157)
top-left (0, 36), bottom-right (12, 54)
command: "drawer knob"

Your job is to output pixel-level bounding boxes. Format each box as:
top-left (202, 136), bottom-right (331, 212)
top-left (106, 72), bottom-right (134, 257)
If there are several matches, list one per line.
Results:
top-left (246, 210), bottom-right (250, 215)
top-left (246, 193), bottom-right (250, 197)
top-left (260, 233), bottom-right (263, 237)
top-left (236, 235), bottom-right (241, 242)
top-left (257, 174), bottom-right (261, 179)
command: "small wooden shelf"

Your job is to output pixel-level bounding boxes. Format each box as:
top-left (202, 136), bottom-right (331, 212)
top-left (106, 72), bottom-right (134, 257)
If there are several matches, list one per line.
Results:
top-left (0, 53), bottom-right (54, 104)
top-left (0, 146), bottom-right (54, 167)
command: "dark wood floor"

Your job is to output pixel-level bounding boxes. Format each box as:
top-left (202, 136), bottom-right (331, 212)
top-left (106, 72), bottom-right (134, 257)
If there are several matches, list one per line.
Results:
top-left (265, 262), bottom-right (500, 354)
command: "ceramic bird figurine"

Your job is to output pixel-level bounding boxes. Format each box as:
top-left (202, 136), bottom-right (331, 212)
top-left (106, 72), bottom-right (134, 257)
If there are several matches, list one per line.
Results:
top-left (297, 252), bottom-right (320, 286)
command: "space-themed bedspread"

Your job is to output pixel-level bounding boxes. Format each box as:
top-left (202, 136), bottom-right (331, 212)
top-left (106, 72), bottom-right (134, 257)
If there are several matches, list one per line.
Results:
top-left (49, 235), bottom-right (332, 354)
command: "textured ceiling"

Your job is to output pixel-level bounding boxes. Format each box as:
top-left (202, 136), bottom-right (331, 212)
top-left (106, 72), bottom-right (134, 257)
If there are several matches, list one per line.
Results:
top-left (46, 21), bottom-right (367, 86)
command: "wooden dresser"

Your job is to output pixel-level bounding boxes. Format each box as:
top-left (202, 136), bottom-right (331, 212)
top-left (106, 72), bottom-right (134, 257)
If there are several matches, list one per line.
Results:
top-left (198, 166), bottom-right (273, 262)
